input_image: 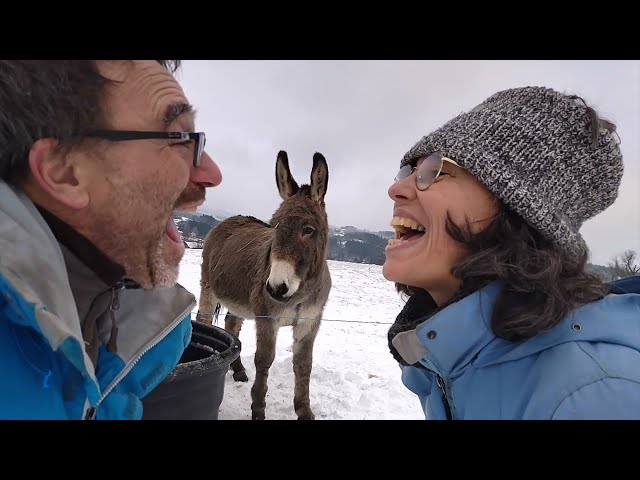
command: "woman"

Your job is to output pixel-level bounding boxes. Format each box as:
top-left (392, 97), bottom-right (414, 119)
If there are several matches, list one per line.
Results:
top-left (383, 86), bottom-right (640, 420)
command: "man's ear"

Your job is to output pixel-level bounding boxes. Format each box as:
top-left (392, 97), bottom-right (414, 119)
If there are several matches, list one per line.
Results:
top-left (27, 139), bottom-right (90, 210)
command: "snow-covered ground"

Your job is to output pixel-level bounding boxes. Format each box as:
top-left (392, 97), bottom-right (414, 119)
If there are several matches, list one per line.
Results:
top-left (177, 248), bottom-right (425, 420)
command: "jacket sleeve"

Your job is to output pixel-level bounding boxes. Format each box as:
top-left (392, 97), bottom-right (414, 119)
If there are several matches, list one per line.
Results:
top-left (552, 377), bottom-right (640, 420)
top-left (0, 313), bottom-right (78, 419)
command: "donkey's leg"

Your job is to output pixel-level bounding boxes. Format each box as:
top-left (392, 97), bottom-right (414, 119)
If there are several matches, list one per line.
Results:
top-left (250, 317), bottom-right (279, 420)
top-left (195, 281), bottom-right (216, 324)
top-left (292, 319), bottom-right (321, 420)
top-left (225, 313), bottom-right (248, 382)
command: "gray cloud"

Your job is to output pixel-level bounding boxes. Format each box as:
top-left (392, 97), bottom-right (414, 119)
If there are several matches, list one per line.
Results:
top-left (177, 60), bottom-right (639, 266)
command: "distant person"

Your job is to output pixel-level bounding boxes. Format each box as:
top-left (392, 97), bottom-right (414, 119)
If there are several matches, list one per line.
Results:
top-left (383, 86), bottom-right (640, 419)
top-left (0, 60), bottom-right (222, 419)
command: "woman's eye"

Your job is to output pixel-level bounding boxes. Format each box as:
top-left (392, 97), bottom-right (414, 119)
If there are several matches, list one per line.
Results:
top-left (172, 140), bottom-right (192, 148)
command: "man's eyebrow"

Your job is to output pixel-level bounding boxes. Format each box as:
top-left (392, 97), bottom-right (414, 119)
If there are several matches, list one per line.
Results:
top-left (162, 102), bottom-right (196, 130)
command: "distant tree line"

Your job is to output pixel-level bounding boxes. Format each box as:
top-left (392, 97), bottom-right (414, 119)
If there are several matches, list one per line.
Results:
top-left (607, 249), bottom-right (639, 280)
top-left (328, 231), bottom-right (388, 265)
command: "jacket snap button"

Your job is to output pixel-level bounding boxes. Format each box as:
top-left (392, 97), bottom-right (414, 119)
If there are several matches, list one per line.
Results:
top-left (427, 330), bottom-right (437, 339)
top-left (572, 323), bottom-right (581, 332)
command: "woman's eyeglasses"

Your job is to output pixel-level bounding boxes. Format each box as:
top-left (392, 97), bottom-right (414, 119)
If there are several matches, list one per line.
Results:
top-left (394, 152), bottom-right (460, 191)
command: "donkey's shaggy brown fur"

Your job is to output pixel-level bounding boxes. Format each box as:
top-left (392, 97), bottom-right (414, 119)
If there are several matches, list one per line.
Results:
top-left (196, 150), bottom-right (331, 420)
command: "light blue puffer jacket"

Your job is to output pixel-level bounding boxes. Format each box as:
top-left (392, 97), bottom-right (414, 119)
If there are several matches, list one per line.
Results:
top-left (393, 276), bottom-right (640, 419)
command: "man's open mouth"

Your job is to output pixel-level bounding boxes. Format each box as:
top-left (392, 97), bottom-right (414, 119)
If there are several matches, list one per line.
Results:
top-left (165, 214), bottom-right (183, 244)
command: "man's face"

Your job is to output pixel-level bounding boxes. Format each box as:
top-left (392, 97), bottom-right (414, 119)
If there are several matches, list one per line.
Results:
top-left (78, 60), bottom-right (221, 289)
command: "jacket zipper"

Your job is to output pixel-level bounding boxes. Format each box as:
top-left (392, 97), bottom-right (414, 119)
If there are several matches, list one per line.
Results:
top-left (85, 298), bottom-right (196, 420)
top-left (436, 376), bottom-right (453, 420)
top-left (107, 282), bottom-right (124, 353)
top-left (420, 356), bottom-right (454, 420)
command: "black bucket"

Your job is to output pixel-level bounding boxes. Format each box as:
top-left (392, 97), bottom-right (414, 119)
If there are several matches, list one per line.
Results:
top-left (141, 320), bottom-right (241, 420)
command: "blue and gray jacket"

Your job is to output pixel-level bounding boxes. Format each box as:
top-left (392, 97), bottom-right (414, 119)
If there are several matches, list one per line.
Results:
top-left (0, 180), bottom-right (195, 419)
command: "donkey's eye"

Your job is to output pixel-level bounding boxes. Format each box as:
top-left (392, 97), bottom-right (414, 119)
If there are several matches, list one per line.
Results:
top-left (303, 225), bottom-right (315, 236)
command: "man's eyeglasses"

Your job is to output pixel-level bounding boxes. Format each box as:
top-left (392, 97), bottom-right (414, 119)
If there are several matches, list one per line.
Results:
top-left (86, 130), bottom-right (206, 167)
top-left (394, 152), bottom-right (460, 191)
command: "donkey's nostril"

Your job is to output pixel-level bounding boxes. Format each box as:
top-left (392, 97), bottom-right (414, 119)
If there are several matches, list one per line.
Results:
top-left (267, 282), bottom-right (289, 300)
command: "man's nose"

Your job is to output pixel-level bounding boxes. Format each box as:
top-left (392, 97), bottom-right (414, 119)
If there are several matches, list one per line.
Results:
top-left (191, 150), bottom-right (222, 188)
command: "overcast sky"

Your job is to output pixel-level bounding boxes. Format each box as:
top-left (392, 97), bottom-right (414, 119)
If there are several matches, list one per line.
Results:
top-left (176, 60), bottom-right (639, 266)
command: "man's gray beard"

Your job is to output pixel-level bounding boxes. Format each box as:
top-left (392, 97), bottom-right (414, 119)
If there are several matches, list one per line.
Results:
top-left (148, 238), bottom-right (181, 289)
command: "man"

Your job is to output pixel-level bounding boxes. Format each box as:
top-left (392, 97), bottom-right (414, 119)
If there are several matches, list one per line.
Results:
top-left (0, 60), bottom-right (222, 419)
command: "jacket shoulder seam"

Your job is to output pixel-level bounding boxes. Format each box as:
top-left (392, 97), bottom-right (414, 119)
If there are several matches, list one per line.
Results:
top-left (551, 376), bottom-right (640, 419)
top-left (575, 341), bottom-right (609, 376)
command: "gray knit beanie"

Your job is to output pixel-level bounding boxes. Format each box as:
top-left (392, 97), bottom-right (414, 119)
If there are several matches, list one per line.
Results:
top-left (401, 86), bottom-right (624, 259)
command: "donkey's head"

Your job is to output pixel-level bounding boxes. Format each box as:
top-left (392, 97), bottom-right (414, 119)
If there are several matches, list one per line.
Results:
top-left (265, 150), bottom-right (329, 302)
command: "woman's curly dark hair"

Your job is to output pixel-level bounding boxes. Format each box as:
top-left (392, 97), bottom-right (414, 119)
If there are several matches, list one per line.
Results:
top-left (396, 204), bottom-right (611, 341)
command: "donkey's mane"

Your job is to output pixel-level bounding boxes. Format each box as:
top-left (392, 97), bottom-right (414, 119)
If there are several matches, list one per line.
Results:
top-left (239, 215), bottom-right (271, 229)
top-left (296, 185), bottom-right (312, 195)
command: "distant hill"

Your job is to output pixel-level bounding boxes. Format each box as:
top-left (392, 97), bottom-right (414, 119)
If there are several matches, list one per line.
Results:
top-left (585, 263), bottom-right (620, 282)
top-left (173, 212), bottom-right (394, 265)
top-left (173, 213), bottom-right (220, 248)
top-left (173, 213), bottom-right (614, 274)
top-left (329, 227), bottom-right (395, 265)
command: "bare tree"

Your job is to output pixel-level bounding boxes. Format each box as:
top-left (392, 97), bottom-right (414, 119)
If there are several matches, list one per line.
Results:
top-left (608, 249), bottom-right (640, 280)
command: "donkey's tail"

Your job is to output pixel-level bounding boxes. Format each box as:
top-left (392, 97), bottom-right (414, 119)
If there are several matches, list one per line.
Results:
top-left (213, 302), bottom-right (222, 325)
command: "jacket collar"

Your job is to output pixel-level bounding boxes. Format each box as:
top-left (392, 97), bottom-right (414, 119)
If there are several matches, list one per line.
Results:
top-left (393, 280), bottom-right (508, 377)
top-left (35, 205), bottom-right (126, 288)
top-left (0, 181), bottom-right (99, 386)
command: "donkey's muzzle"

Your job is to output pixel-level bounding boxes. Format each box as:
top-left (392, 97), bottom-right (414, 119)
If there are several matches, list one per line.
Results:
top-left (266, 282), bottom-right (289, 302)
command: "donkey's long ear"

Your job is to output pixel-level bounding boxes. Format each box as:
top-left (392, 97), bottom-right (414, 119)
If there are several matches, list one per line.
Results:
top-left (310, 152), bottom-right (328, 203)
top-left (276, 150), bottom-right (299, 200)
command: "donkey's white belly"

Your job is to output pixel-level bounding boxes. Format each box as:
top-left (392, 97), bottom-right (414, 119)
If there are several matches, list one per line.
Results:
top-left (218, 298), bottom-right (322, 329)
top-left (217, 298), bottom-right (257, 320)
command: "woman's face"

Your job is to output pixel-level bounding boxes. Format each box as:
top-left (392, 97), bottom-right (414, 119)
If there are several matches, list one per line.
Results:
top-left (382, 153), bottom-right (498, 305)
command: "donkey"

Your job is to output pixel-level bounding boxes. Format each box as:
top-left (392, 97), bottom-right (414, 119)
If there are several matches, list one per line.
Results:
top-left (195, 150), bottom-right (331, 420)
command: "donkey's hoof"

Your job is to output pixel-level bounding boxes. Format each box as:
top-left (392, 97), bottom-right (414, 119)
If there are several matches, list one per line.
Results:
top-left (297, 410), bottom-right (316, 420)
top-left (233, 371), bottom-right (249, 382)
top-left (252, 411), bottom-right (266, 420)
top-left (194, 313), bottom-right (210, 324)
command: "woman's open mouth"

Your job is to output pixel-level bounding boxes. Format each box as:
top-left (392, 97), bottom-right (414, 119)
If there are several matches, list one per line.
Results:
top-left (387, 216), bottom-right (426, 247)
